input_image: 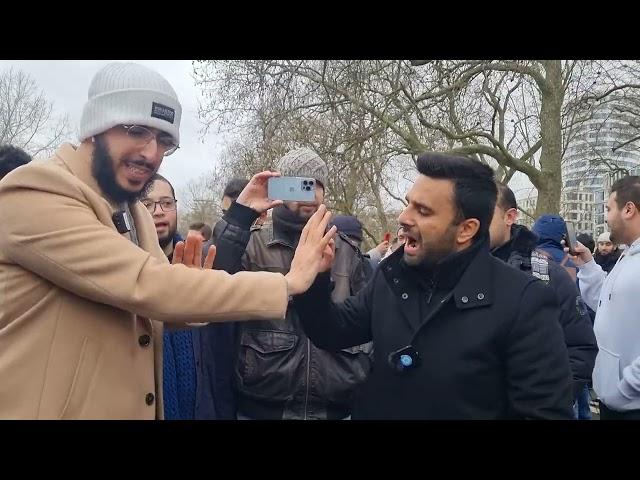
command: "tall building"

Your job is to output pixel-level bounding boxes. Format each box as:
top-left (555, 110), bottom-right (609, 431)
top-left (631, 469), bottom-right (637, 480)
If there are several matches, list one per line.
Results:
top-left (562, 96), bottom-right (640, 236)
top-left (516, 189), bottom-right (595, 234)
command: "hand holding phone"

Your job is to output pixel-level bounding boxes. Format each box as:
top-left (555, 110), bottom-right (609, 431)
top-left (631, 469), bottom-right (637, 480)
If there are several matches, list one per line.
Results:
top-left (268, 176), bottom-right (317, 202)
top-left (564, 221), bottom-right (578, 255)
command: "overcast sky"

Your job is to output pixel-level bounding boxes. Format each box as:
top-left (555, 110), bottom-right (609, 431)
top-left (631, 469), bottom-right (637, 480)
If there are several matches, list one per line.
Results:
top-left (0, 60), bottom-right (222, 204)
top-left (1, 59), bottom-right (537, 207)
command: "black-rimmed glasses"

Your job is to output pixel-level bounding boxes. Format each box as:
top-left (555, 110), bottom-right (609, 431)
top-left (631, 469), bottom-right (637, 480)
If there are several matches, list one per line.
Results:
top-left (141, 197), bottom-right (177, 213)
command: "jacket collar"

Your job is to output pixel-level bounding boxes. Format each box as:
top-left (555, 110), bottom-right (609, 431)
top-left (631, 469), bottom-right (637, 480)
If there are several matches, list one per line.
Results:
top-left (264, 221), bottom-right (294, 249)
top-left (451, 237), bottom-right (495, 310)
top-left (55, 142), bottom-right (117, 210)
top-left (491, 224), bottom-right (537, 262)
top-left (54, 143), bottom-right (159, 255)
top-left (381, 235), bottom-right (494, 311)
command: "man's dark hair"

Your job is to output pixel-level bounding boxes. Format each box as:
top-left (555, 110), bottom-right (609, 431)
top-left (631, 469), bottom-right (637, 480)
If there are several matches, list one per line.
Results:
top-left (0, 144), bottom-right (32, 180)
top-left (416, 153), bottom-right (497, 238)
top-left (577, 233), bottom-right (595, 253)
top-left (189, 222), bottom-right (212, 241)
top-left (223, 178), bottom-right (249, 201)
top-left (146, 173), bottom-right (176, 199)
top-left (611, 175), bottom-right (640, 211)
top-left (495, 182), bottom-right (518, 211)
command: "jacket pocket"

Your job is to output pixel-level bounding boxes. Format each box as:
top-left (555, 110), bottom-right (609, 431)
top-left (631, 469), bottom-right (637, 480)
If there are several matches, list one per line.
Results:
top-left (237, 329), bottom-right (299, 401)
top-left (593, 346), bottom-right (621, 404)
top-left (59, 337), bottom-right (103, 419)
top-left (316, 342), bottom-right (373, 405)
top-left (339, 342), bottom-right (374, 379)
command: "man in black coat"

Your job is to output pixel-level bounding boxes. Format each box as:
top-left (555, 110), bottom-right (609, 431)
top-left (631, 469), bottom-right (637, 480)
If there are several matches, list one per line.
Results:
top-left (489, 183), bottom-right (598, 406)
top-left (293, 153), bottom-right (574, 419)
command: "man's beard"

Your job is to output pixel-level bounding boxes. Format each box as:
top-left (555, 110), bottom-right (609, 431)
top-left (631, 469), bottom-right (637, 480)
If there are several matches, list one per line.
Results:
top-left (285, 202), bottom-right (318, 220)
top-left (92, 136), bottom-right (153, 204)
top-left (404, 226), bottom-right (458, 270)
top-left (609, 223), bottom-right (622, 245)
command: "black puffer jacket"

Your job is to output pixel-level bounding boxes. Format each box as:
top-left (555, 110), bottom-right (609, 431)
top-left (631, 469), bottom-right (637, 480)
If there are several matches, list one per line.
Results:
top-left (492, 224), bottom-right (598, 396)
top-left (214, 202), bottom-right (373, 420)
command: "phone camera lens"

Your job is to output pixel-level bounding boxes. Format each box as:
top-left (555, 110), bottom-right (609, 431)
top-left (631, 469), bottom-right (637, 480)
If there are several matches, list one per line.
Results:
top-left (303, 180), bottom-right (308, 186)
top-left (309, 180), bottom-right (314, 185)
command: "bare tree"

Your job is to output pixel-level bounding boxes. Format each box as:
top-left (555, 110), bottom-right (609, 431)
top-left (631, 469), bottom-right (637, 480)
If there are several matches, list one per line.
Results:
top-left (194, 61), bottom-right (430, 245)
top-left (0, 68), bottom-right (70, 158)
top-left (194, 60), bottom-right (638, 220)
top-left (176, 168), bottom-right (227, 236)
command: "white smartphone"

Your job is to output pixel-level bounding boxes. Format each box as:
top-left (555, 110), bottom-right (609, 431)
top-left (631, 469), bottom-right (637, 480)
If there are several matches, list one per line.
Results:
top-left (268, 176), bottom-right (317, 202)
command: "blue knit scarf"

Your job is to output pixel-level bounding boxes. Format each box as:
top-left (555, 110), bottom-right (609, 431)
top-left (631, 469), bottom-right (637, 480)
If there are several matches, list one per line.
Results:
top-left (163, 233), bottom-right (197, 420)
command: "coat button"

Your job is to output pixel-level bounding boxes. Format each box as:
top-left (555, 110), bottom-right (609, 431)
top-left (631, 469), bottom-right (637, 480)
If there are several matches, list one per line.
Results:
top-left (393, 278), bottom-right (399, 284)
top-left (477, 293), bottom-right (485, 300)
top-left (138, 334), bottom-right (151, 347)
top-left (401, 293), bottom-right (409, 300)
top-left (145, 393), bottom-right (155, 405)
top-left (461, 296), bottom-right (469, 303)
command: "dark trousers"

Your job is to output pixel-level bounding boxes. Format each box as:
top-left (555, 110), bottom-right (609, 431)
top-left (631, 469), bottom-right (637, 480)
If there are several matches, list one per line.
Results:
top-left (599, 402), bottom-right (640, 420)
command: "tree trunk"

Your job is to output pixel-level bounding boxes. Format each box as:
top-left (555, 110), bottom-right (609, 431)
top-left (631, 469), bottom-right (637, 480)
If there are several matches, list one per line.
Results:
top-left (535, 60), bottom-right (564, 216)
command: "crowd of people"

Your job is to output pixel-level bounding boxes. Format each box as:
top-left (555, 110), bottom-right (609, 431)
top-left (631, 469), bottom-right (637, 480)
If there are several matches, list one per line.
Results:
top-left (0, 62), bottom-right (639, 420)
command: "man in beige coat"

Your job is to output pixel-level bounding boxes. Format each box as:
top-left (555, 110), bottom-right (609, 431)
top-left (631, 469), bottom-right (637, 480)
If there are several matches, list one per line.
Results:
top-left (0, 62), bottom-right (335, 419)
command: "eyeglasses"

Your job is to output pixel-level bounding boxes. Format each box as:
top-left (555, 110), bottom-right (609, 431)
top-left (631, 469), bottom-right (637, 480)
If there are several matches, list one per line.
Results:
top-left (141, 197), bottom-right (177, 213)
top-left (121, 125), bottom-right (179, 156)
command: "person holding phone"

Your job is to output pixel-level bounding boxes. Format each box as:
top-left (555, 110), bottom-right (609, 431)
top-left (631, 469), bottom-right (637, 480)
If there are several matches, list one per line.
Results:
top-left (212, 148), bottom-right (373, 420)
top-left (567, 176), bottom-right (640, 419)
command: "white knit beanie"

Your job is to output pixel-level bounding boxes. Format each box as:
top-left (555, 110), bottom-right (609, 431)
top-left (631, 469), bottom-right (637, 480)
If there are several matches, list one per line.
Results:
top-left (79, 62), bottom-right (182, 145)
top-left (275, 147), bottom-right (329, 187)
top-left (597, 231), bottom-right (611, 243)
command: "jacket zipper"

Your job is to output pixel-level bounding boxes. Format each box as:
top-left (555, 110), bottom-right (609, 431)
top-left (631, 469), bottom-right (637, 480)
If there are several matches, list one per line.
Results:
top-left (304, 338), bottom-right (311, 420)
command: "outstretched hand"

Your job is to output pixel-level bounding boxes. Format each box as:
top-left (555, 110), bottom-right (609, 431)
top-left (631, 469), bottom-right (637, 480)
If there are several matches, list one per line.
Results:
top-left (285, 205), bottom-right (337, 296)
top-left (173, 233), bottom-right (216, 270)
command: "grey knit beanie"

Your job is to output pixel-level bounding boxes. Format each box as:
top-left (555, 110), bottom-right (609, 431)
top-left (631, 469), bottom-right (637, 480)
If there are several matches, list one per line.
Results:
top-left (79, 62), bottom-right (182, 146)
top-left (275, 148), bottom-right (329, 187)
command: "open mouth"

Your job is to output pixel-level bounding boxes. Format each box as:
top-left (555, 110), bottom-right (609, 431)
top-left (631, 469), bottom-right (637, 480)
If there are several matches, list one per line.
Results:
top-left (403, 231), bottom-right (420, 255)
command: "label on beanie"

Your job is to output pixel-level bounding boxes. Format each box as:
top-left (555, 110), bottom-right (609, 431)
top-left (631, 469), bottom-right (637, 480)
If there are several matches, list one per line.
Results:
top-left (151, 102), bottom-right (175, 124)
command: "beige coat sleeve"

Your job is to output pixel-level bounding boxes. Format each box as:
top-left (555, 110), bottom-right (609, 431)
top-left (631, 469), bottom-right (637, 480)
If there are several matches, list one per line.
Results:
top-left (0, 166), bottom-right (288, 323)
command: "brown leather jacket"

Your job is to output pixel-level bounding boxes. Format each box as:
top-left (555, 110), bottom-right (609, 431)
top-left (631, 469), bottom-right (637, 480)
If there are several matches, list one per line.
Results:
top-left (234, 220), bottom-right (373, 419)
